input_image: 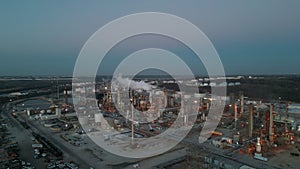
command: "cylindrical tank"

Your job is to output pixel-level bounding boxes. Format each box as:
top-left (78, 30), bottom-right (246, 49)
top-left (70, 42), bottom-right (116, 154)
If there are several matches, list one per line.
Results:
top-left (194, 93), bottom-right (205, 98)
top-left (94, 113), bottom-right (103, 123)
top-left (55, 107), bottom-right (61, 116)
top-left (78, 117), bottom-right (89, 125)
top-left (184, 94), bottom-right (191, 100)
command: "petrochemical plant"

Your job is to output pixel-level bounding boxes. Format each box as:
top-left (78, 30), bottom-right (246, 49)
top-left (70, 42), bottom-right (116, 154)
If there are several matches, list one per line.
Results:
top-left (1, 76), bottom-right (300, 169)
top-left (73, 76), bottom-right (300, 168)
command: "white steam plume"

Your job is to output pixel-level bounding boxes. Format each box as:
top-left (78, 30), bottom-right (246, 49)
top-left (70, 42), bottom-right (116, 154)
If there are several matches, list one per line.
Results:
top-left (113, 75), bottom-right (154, 91)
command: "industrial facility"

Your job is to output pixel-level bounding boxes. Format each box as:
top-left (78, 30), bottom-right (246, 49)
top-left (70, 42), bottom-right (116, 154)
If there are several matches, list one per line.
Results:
top-left (1, 76), bottom-right (300, 169)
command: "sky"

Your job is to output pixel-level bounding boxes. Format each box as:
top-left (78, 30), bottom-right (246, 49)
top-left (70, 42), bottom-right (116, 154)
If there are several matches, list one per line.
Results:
top-left (0, 0), bottom-right (299, 76)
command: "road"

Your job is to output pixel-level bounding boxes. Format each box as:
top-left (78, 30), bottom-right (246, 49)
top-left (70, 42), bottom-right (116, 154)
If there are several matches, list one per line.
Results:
top-left (2, 102), bottom-right (93, 169)
top-left (1, 103), bottom-right (46, 168)
top-left (3, 100), bottom-right (147, 169)
top-left (20, 113), bottom-right (92, 168)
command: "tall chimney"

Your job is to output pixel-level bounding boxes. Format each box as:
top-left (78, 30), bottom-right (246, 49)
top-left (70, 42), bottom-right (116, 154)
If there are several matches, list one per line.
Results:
top-left (269, 104), bottom-right (274, 144)
top-left (234, 103), bottom-right (238, 132)
top-left (249, 104), bottom-right (254, 138)
top-left (285, 102), bottom-right (289, 132)
top-left (240, 91), bottom-right (244, 114)
top-left (64, 85), bottom-right (68, 105)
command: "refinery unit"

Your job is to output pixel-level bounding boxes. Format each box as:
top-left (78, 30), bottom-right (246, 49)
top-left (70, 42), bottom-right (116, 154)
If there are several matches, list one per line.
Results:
top-left (74, 77), bottom-right (300, 168)
top-left (76, 78), bottom-right (211, 138)
top-left (192, 92), bottom-right (300, 169)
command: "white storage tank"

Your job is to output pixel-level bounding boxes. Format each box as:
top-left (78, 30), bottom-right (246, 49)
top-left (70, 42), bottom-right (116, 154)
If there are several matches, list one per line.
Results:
top-left (94, 113), bottom-right (103, 123)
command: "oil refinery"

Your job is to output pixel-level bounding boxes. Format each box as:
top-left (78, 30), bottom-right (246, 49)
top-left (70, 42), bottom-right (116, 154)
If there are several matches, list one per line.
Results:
top-left (1, 76), bottom-right (300, 169)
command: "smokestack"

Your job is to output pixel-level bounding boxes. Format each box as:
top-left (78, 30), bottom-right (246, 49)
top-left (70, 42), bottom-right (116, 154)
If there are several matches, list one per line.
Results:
top-left (234, 103), bottom-right (238, 132)
top-left (285, 102), bottom-right (289, 132)
top-left (249, 104), bottom-right (254, 138)
top-left (269, 104), bottom-right (274, 144)
top-left (149, 91), bottom-right (153, 105)
top-left (181, 96), bottom-right (185, 115)
top-left (230, 93), bottom-right (235, 105)
top-left (230, 93), bottom-right (235, 115)
top-left (64, 85), bottom-right (68, 105)
top-left (130, 98), bottom-right (135, 145)
top-left (184, 115), bottom-right (188, 126)
top-left (240, 92), bottom-right (244, 114)
top-left (117, 90), bottom-right (120, 105)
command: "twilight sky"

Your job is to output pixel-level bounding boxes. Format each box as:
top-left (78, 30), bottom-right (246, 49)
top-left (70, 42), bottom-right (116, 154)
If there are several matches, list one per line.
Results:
top-left (0, 0), bottom-right (299, 76)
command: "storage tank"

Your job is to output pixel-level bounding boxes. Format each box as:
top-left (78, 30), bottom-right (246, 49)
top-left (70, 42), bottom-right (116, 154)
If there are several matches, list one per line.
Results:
top-left (94, 113), bottom-right (103, 123)
top-left (78, 117), bottom-right (89, 125)
top-left (55, 107), bottom-right (61, 116)
top-left (183, 94), bottom-right (191, 99)
top-left (194, 93), bottom-right (202, 98)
